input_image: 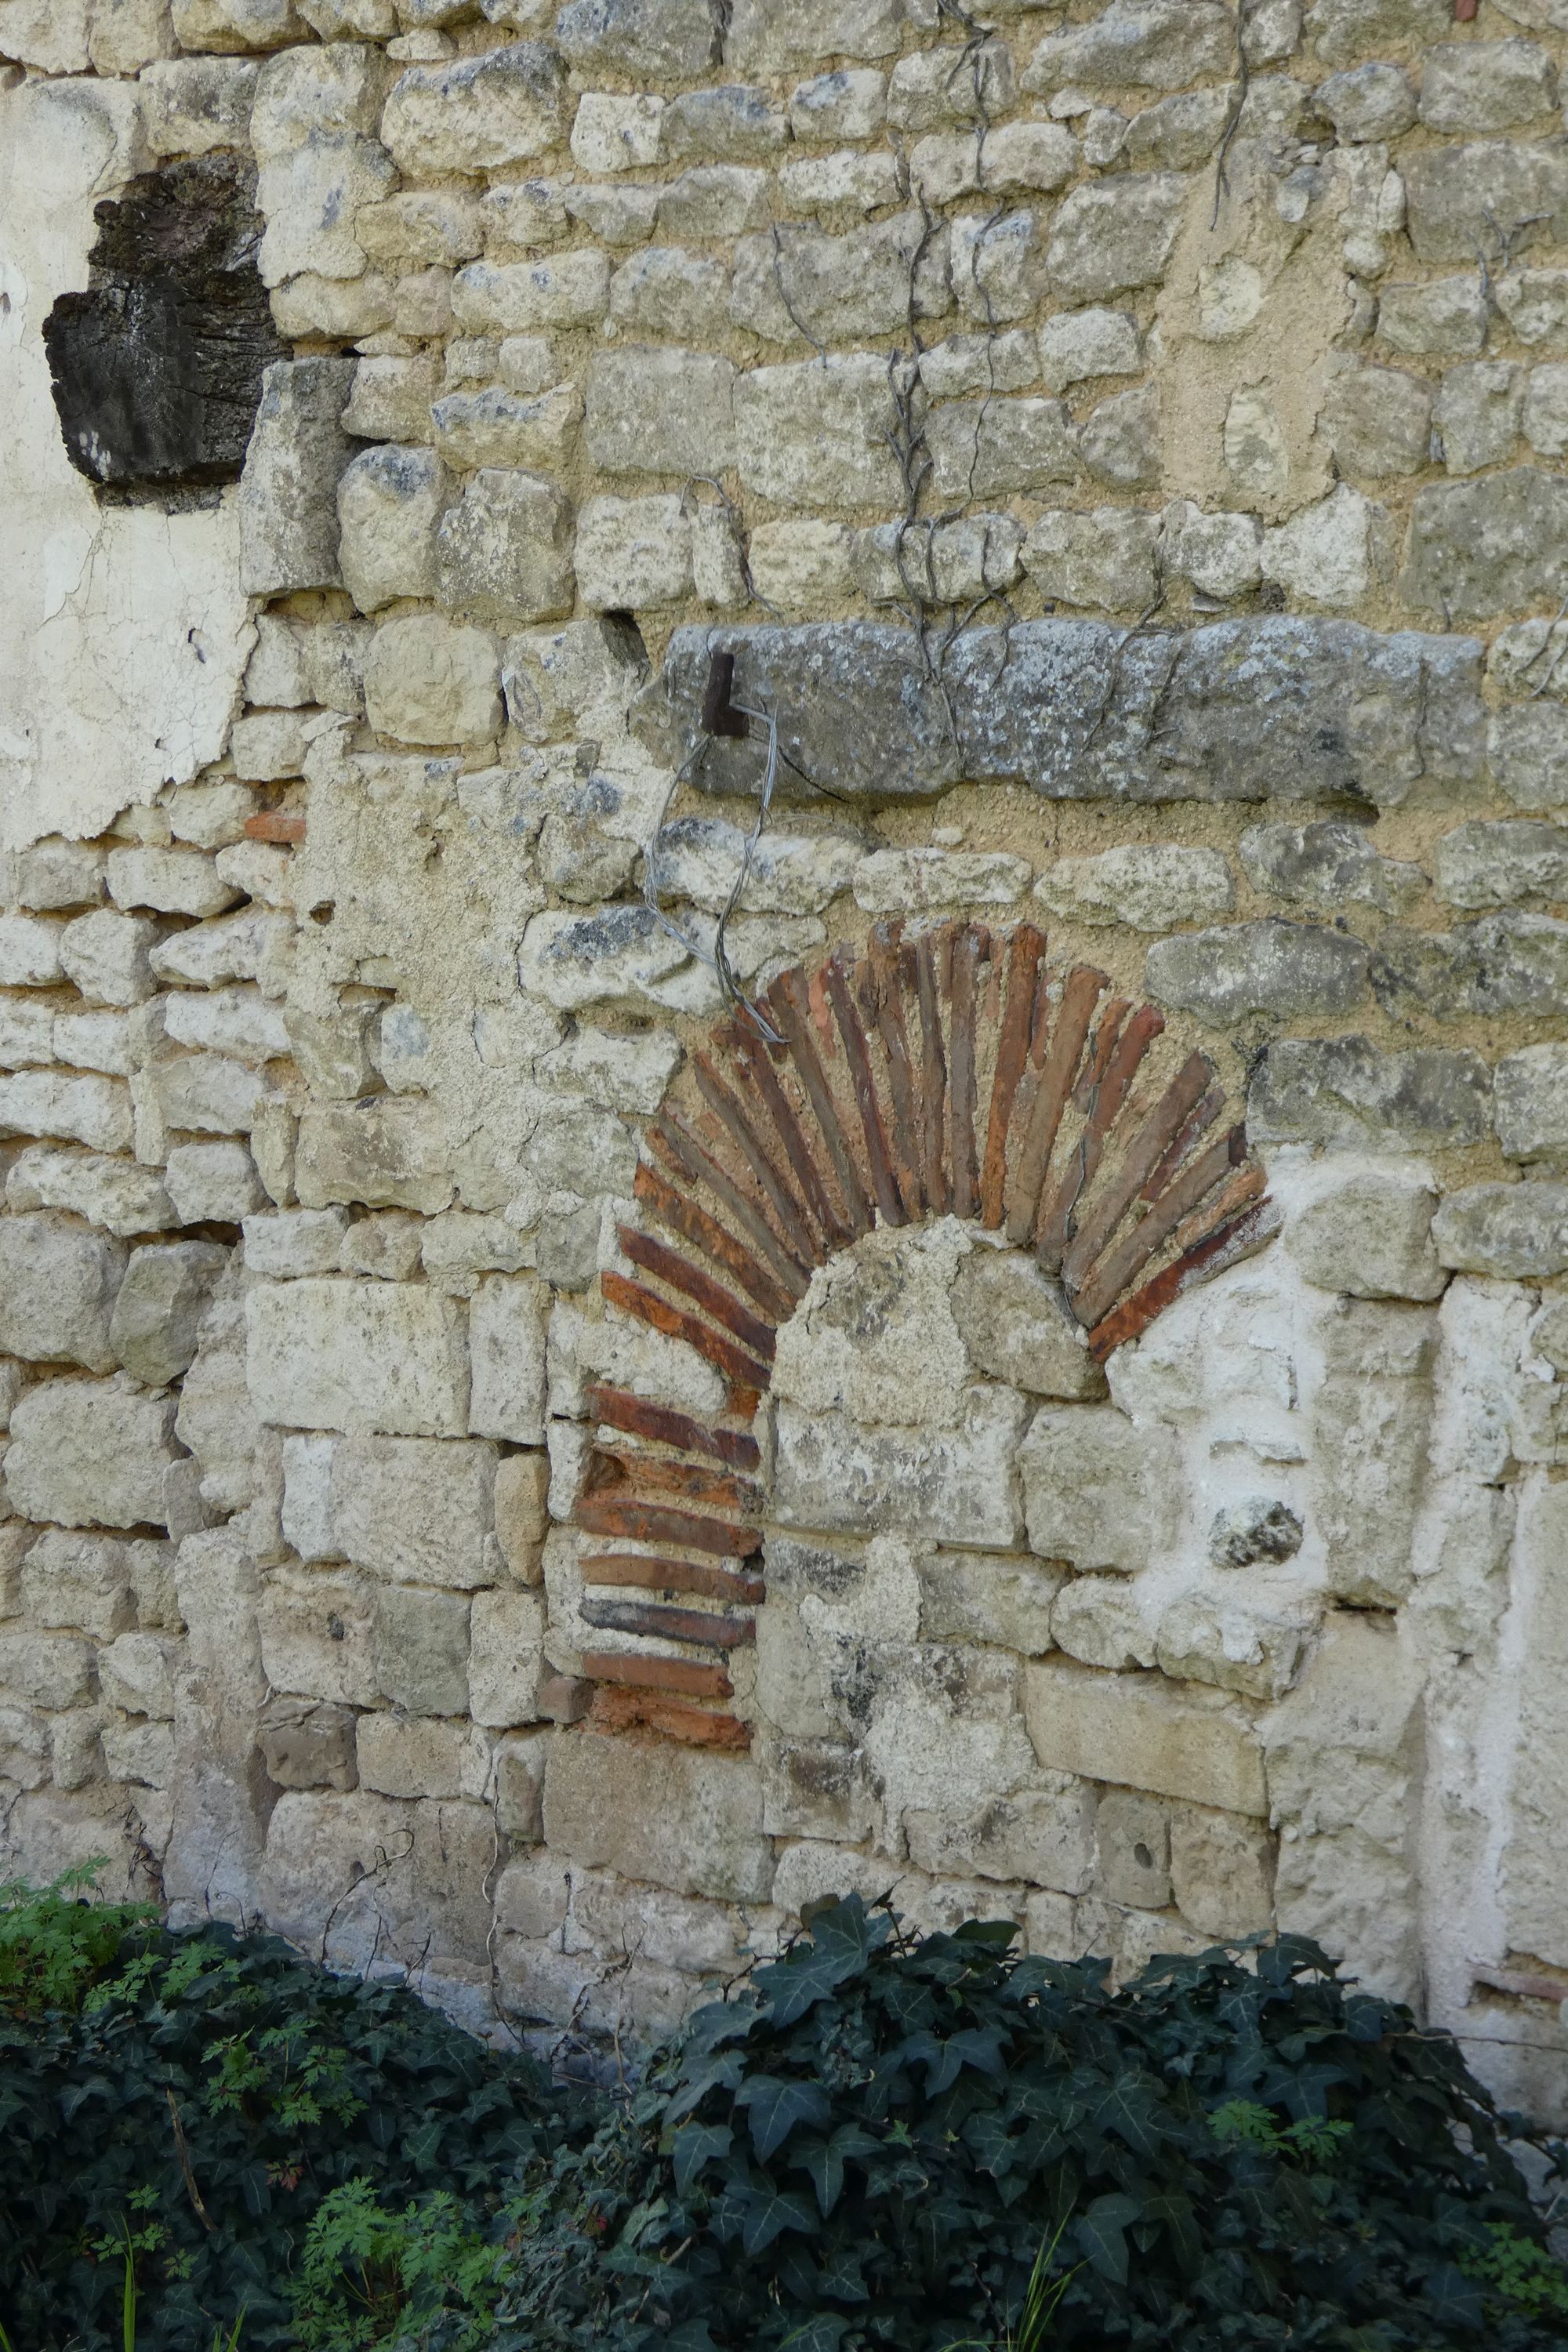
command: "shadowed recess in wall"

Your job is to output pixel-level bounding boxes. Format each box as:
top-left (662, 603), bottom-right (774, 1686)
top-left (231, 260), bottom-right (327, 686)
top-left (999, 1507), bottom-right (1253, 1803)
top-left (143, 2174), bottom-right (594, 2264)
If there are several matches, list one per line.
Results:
top-left (572, 919), bottom-right (1279, 1753)
top-left (42, 154), bottom-right (284, 500)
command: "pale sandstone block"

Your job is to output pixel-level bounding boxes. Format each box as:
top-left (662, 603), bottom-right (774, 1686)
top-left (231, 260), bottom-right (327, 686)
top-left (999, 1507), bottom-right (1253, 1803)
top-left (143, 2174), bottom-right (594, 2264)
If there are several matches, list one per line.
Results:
top-left (371, 1583), bottom-right (470, 1716)
top-left (357, 1711), bottom-right (469, 1798)
top-left (109, 1242), bottom-right (229, 1388)
top-left (258, 1695), bottom-right (359, 1790)
top-left (468, 1588), bottom-right (546, 1726)
top-left (468, 1275), bottom-right (549, 1443)
top-left (7, 1379), bottom-right (181, 1530)
top-left (330, 1435), bottom-right (499, 1588)
top-left (0, 1214), bottom-right (126, 1373)
top-left (260, 1788), bottom-right (494, 1968)
top-left (20, 1531), bottom-right (135, 1639)
top-left (0, 1632), bottom-right (98, 1709)
top-left (543, 1726), bottom-right (774, 1903)
top-left (295, 1100), bottom-right (454, 1216)
top-left (1019, 1406), bottom-right (1182, 1573)
top-left (259, 1566), bottom-right (379, 1704)
top-left (164, 1144), bottom-right (267, 1225)
top-left (1287, 1170), bottom-right (1446, 1300)
top-left (245, 1278), bottom-right (470, 1436)
top-left (1024, 1660), bottom-right (1268, 1816)
top-left (1168, 1803), bottom-right (1275, 1938)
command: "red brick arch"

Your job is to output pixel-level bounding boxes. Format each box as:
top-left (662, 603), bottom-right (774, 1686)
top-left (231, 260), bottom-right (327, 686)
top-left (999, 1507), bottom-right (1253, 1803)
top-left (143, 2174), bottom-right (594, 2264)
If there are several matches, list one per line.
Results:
top-left (569, 920), bottom-right (1274, 1751)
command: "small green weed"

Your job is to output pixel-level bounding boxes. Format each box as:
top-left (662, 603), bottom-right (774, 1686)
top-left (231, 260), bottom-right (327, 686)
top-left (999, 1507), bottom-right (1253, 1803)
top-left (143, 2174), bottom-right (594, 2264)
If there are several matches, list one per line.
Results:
top-left (1207, 2095), bottom-right (1355, 2166)
top-left (1462, 2220), bottom-right (1568, 2318)
top-left (293, 2179), bottom-right (505, 2350)
top-left (0, 1860), bottom-right (157, 2020)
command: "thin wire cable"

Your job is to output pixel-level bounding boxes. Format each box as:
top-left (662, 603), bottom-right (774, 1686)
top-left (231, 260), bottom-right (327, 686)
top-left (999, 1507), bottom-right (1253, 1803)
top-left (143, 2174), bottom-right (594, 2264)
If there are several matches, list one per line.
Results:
top-left (641, 699), bottom-right (785, 1044)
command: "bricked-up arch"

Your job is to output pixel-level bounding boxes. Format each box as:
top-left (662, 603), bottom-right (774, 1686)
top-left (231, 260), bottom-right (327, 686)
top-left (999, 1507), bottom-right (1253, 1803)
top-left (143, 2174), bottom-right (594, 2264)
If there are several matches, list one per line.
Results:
top-left (571, 921), bottom-right (1275, 1751)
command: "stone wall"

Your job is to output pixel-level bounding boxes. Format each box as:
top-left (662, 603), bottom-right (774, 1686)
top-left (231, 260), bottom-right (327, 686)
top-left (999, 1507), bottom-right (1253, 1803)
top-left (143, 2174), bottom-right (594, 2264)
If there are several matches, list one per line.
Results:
top-left (2, 0), bottom-right (1568, 2114)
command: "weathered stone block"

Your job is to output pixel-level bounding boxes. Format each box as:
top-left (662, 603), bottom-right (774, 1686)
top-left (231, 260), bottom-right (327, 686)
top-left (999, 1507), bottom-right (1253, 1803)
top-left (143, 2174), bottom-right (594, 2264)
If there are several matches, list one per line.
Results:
top-left (380, 43), bottom-right (564, 176)
top-left (546, 1728), bottom-right (772, 1904)
top-left (362, 614), bottom-right (502, 747)
top-left (1321, 365), bottom-right (1432, 477)
top-left (165, 1143), bottom-right (265, 1225)
top-left (4, 1149), bottom-right (173, 1237)
top-left (1019, 1406), bottom-right (1181, 1573)
top-left (100, 1632), bottom-right (181, 1721)
top-left (295, 1100), bottom-right (453, 1216)
top-left (468, 1588), bottom-right (546, 1727)
top-left (0, 1071), bottom-right (133, 1154)
top-left (494, 1454), bottom-right (550, 1584)
top-left (1248, 1037), bottom-right (1492, 1149)
top-left (927, 397), bottom-right (1078, 499)
top-left (1155, 1592), bottom-right (1307, 1702)
top-left (261, 1788), bottom-right (494, 1968)
top-left (331, 1436), bottom-right (499, 1589)
top-left (258, 1566), bottom-right (378, 1704)
top-left (434, 468), bottom-right (574, 628)
top-left (557, 0), bottom-right (717, 76)
top-left (493, 1730), bottom-right (549, 1838)
top-left (1168, 1804), bottom-right (1274, 1938)
top-left (0, 1214), bottom-right (125, 1373)
top-left (1052, 1574), bottom-right (1158, 1672)
top-left (20, 1530), bottom-right (135, 1639)
top-left (1432, 1182), bottom-right (1568, 1278)
top-left (1495, 1046), bottom-right (1568, 1163)
top-left (1022, 508), bottom-right (1160, 612)
top-left (337, 444), bottom-right (452, 615)
top-left (950, 1250), bottom-right (1106, 1399)
top-left (245, 1278), bottom-right (470, 1436)
top-left (574, 494), bottom-right (691, 609)
top-left (1286, 1171), bottom-right (1445, 1301)
top-left (1373, 910), bottom-right (1568, 1021)
top-left (1490, 702), bottom-right (1568, 811)
top-left (7, 1378), bottom-right (180, 1530)
top-left (773, 1387), bottom-right (1029, 1549)
top-left (1433, 362), bottom-right (1523, 475)
top-left (1045, 172), bottom-right (1188, 302)
top-left (357, 1711), bottom-right (470, 1799)
top-left (109, 1242), bottom-right (228, 1388)
top-left (1401, 468), bottom-right (1568, 622)
top-left (733, 357), bottom-right (901, 508)
top-left (906, 1780), bottom-right (1097, 1893)
top-left (1094, 1788), bottom-right (1171, 1911)
top-left (1025, 0), bottom-right (1236, 90)
top-left (1403, 139), bottom-right (1568, 266)
top-left (0, 1632), bottom-right (97, 1710)
top-left (1036, 844), bottom-right (1233, 931)
top-left (258, 1695), bottom-right (358, 1791)
top-left (468, 1275), bottom-right (549, 1444)
top-left (1312, 1369), bottom-right (1431, 1607)
top-left (1237, 821), bottom-right (1422, 913)
top-left (242, 1207), bottom-right (350, 1279)
top-left (1024, 1661), bottom-right (1269, 1817)
top-left (239, 358), bottom-right (354, 598)
top-left (916, 1551), bottom-right (1065, 1654)
top-left (1435, 818), bottom-right (1568, 908)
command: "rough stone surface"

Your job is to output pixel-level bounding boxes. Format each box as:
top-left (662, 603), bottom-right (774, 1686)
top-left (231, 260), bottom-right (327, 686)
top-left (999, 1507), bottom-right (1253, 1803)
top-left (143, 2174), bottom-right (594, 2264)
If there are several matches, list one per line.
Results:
top-left (1019, 1407), bottom-right (1181, 1572)
top-left (1287, 1173), bottom-right (1446, 1301)
top-left (1024, 1662), bottom-right (1268, 1817)
top-left (544, 1729), bottom-right (772, 1904)
top-left (245, 1279), bottom-right (470, 1436)
top-left (1432, 1184), bottom-right (1568, 1278)
top-left (6, 1379), bottom-right (180, 1530)
top-left (0, 1214), bottom-right (125, 1373)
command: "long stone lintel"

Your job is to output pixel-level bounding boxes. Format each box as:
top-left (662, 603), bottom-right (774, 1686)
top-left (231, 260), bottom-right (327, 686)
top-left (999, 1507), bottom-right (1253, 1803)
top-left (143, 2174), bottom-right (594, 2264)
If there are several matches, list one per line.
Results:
top-left (634, 618), bottom-right (1485, 809)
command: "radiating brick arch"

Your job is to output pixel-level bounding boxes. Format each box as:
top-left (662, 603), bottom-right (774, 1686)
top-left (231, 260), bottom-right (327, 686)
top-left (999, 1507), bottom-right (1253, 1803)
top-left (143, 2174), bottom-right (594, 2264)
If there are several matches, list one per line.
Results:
top-left (569, 920), bottom-right (1275, 1752)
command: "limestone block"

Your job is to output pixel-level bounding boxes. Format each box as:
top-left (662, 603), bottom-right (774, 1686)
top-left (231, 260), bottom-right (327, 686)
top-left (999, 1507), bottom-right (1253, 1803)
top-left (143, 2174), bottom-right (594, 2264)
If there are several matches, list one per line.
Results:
top-left (1249, 1037), bottom-right (1492, 1150)
top-left (468, 1588), bottom-right (546, 1726)
top-left (420, 1214), bottom-right (530, 1298)
top-left (1315, 61), bottom-right (1415, 140)
top-left (1435, 818), bottom-right (1568, 908)
top-left (434, 469), bottom-right (574, 629)
top-left (1311, 1369), bottom-right (1431, 1606)
top-left (1377, 275), bottom-right (1488, 359)
top-left (557, 0), bottom-right (717, 74)
top-left (165, 1144), bottom-right (265, 1225)
top-left (906, 1778), bottom-right (1098, 1893)
top-left (570, 89), bottom-right (665, 173)
top-left (151, 909), bottom-right (289, 993)
top-left (2, 840), bottom-right (106, 914)
top-left (20, 1531), bottom-right (135, 1639)
top-left (574, 495), bottom-right (691, 610)
top-left (852, 848), bottom-right (1031, 912)
top-left (1377, 909), bottom-right (1568, 1019)
top-left (6, 1148), bottom-right (175, 1238)
top-left (337, 1212), bottom-right (427, 1282)
top-left (467, 1275), bottom-right (548, 1444)
top-left (50, 1007), bottom-right (138, 1076)
top-left (7, 1379), bottom-right (180, 1530)
top-left (1019, 1406), bottom-right (1181, 1572)
top-left (1401, 467), bottom-right (1568, 623)
top-left (259, 1566), bottom-right (378, 1704)
top-left (543, 1726), bottom-right (774, 1903)
top-left (1036, 844), bottom-right (1233, 932)
top-left (493, 1730), bottom-right (549, 1838)
top-left (258, 1695), bottom-right (358, 1790)
top-left (787, 67), bottom-right (887, 142)
top-left (1495, 1045), bottom-right (1568, 1163)
top-left (0, 1705), bottom-right (50, 1793)
top-left (1321, 365), bottom-right (1431, 478)
top-left (1025, 0), bottom-right (1236, 90)
top-left (452, 252), bottom-right (608, 333)
top-left (1155, 1592), bottom-right (1308, 1702)
top-left (245, 1278), bottom-right (470, 1436)
top-left (1024, 1661), bottom-right (1269, 1816)
top-left (1022, 508), bottom-right (1160, 611)
top-left (747, 523), bottom-right (855, 612)
top-left (430, 384), bottom-right (579, 471)
top-left (494, 1848), bottom-right (570, 1940)
top-left (56, 912), bottom-right (155, 1008)
top-left (362, 615), bottom-right (502, 747)
top-left (0, 1071), bottom-right (132, 1155)
top-left (0, 1632), bottom-right (97, 1709)
top-left (369, 1584), bottom-right (470, 1718)
top-left (109, 1242), bottom-right (229, 1388)
top-left (1490, 702), bottom-right (1568, 811)
top-left (281, 1433), bottom-right (338, 1562)
top-left (356, 1711), bottom-right (469, 1799)
top-left (926, 397), bottom-right (1078, 499)
top-left (547, 1292), bottom-right (727, 1420)
top-left (1051, 1574), bottom-right (1158, 1671)
top-left (1168, 1804), bottom-right (1274, 1938)
top-left (1523, 362), bottom-right (1568, 460)
top-left (1237, 820), bottom-right (1422, 913)
top-left (239, 359), bottom-right (354, 599)
top-left (1420, 37), bottom-right (1555, 132)
top-left (0, 1214), bottom-right (126, 1373)
top-left (518, 905), bottom-right (688, 1011)
top-left (0, 917), bottom-right (64, 989)
top-left (295, 1100), bottom-right (453, 1217)
top-left (343, 355), bottom-right (439, 444)
top-left (100, 1632), bottom-right (181, 1722)
top-left (1260, 485), bottom-right (1377, 610)
top-left (916, 1550), bottom-right (1065, 1653)
top-left (949, 1250), bottom-right (1106, 1399)
top-left (330, 1436), bottom-right (499, 1588)
top-left (494, 1455), bottom-right (549, 1585)
top-left (1045, 173), bottom-right (1188, 303)
top-left (242, 1208), bottom-right (350, 1279)
top-left (1432, 1182), bottom-right (1568, 1277)
top-left (1079, 382), bottom-right (1161, 489)
top-left (1094, 1789), bottom-right (1171, 1910)
top-left (734, 356), bottom-right (901, 509)
top-left (254, 116), bottom-right (397, 289)
top-left (100, 1715), bottom-right (173, 1787)
top-left (261, 1788), bottom-right (494, 1968)
top-left (336, 445), bottom-right (452, 615)
top-left (779, 149), bottom-right (901, 211)
top-left (1287, 1171), bottom-right (1445, 1300)
top-left (154, 1052), bottom-right (263, 1136)
top-left (773, 1387), bottom-right (1029, 1550)
top-left (664, 81), bottom-right (786, 158)
top-left (270, 273), bottom-right (396, 341)
top-left (1433, 363), bottom-right (1523, 476)
top-left (380, 42), bottom-right (564, 174)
